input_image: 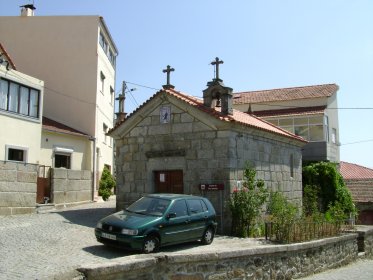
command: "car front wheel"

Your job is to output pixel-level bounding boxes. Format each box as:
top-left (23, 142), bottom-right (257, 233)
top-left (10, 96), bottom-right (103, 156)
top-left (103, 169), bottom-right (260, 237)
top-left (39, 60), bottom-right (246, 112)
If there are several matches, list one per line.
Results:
top-left (201, 227), bottom-right (214, 245)
top-left (143, 235), bottom-right (159, 253)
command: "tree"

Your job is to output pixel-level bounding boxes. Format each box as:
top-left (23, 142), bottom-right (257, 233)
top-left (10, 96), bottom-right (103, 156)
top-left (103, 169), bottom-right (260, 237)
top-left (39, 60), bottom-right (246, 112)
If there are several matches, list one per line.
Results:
top-left (98, 166), bottom-right (116, 201)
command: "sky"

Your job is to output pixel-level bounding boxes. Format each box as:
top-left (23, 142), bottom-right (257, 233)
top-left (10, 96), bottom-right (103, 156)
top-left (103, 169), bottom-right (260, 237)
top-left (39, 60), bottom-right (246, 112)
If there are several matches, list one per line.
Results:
top-left (1, 0), bottom-right (373, 168)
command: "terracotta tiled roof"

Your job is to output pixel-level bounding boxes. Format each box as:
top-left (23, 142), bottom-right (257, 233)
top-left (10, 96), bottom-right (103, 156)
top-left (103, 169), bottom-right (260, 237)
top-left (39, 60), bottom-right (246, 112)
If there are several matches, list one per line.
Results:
top-left (233, 84), bottom-right (339, 105)
top-left (42, 117), bottom-right (89, 138)
top-left (252, 106), bottom-right (326, 118)
top-left (110, 88), bottom-right (306, 143)
top-left (0, 43), bottom-right (17, 70)
top-left (340, 161), bottom-right (373, 180)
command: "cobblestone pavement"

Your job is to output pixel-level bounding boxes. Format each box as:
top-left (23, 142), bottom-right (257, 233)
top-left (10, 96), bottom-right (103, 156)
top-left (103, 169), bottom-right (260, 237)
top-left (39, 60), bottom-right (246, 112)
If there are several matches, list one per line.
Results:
top-left (1, 200), bottom-right (372, 280)
top-left (0, 199), bottom-right (265, 280)
top-left (300, 259), bottom-right (373, 280)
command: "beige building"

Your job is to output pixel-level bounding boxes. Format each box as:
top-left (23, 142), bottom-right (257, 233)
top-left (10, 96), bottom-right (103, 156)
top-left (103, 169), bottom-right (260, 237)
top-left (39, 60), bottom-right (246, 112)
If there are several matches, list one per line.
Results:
top-left (233, 84), bottom-right (340, 163)
top-left (0, 43), bottom-right (44, 164)
top-left (0, 7), bottom-right (118, 188)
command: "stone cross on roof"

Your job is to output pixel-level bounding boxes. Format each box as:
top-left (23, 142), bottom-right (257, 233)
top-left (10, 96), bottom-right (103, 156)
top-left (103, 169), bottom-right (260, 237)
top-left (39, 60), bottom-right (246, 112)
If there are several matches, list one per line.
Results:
top-left (211, 57), bottom-right (224, 81)
top-left (162, 65), bottom-right (175, 89)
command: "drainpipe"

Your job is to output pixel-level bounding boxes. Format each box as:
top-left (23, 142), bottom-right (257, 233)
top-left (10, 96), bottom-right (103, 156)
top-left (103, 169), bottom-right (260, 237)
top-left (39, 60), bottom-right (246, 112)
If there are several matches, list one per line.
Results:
top-left (89, 136), bottom-right (97, 201)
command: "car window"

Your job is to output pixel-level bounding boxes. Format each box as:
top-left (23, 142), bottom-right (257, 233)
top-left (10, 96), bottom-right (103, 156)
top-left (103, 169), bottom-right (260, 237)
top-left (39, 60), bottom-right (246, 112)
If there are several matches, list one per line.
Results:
top-left (186, 199), bottom-right (204, 214)
top-left (126, 197), bottom-right (170, 217)
top-left (201, 200), bottom-right (208, 212)
top-left (168, 199), bottom-right (188, 217)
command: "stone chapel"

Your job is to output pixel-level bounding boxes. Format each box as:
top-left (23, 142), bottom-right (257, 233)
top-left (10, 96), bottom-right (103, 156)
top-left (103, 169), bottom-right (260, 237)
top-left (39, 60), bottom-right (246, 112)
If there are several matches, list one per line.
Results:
top-left (108, 59), bottom-right (306, 233)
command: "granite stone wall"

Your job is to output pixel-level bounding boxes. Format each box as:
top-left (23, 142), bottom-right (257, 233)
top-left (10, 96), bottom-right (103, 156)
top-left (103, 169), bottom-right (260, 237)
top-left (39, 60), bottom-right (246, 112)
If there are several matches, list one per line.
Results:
top-left (79, 234), bottom-right (359, 280)
top-left (115, 102), bottom-right (304, 233)
top-left (0, 160), bottom-right (38, 215)
top-left (51, 168), bottom-right (92, 206)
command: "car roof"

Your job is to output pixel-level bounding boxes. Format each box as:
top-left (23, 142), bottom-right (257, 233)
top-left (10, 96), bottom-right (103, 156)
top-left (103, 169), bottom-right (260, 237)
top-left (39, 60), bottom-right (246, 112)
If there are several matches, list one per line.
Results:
top-left (145, 193), bottom-right (203, 200)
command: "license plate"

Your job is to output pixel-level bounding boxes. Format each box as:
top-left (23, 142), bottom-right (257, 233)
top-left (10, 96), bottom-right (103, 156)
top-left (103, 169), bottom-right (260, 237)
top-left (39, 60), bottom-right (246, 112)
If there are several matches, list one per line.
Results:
top-left (102, 232), bottom-right (116, 240)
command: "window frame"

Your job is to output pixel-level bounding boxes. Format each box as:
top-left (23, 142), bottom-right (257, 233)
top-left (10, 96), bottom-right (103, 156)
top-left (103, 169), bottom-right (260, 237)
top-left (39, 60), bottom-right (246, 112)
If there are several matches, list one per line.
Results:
top-left (5, 145), bottom-right (28, 163)
top-left (0, 78), bottom-right (40, 119)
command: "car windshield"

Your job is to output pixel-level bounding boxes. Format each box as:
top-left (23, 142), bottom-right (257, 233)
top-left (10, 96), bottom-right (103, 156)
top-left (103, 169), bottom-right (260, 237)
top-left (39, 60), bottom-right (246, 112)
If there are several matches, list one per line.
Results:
top-left (126, 197), bottom-right (171, 217)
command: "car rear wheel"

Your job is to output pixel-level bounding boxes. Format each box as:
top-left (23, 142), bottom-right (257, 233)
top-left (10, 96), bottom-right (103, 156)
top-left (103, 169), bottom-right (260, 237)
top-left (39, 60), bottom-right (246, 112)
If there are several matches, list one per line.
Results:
top-left (143, 235), bottom-right (159, 253)
top-left (201, 227), bottom-right (214, 245)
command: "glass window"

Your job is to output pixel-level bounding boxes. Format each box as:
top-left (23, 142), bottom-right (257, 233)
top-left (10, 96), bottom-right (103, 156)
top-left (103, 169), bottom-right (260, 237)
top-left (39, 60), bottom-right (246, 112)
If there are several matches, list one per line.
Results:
top-left (279, 118), bottom-right (293, 126)
top-left (187, 199), bottom-right (204, 214)
top-left (294, 117), bottom-right (308, 125)
top-left (309, 125), bottom-right (324, 141)
top-left (309, 116), bottom-right (323, 125)
top-left (29, 89), bottom-right (39, 117)
top-left (332, 128), bottom-right (337, 144)
top-left (294, 125), bottom-right (309, 140)
top-left (9, 83), bottom-right (19, 112)
top-left (0, 79), bottom-right (8, 110)
top-left (99, 32), bottom-right (105, 48)
top-left (279, 126), bottom-right (294, 134)
top-left (169, 200), bottom-right (188, 217)
top-left (8, 148), bottom-right (25, 162)
top-left (20, 86), bottom-right (29, 115)
top-left (55, 154), bottom-right (71, 169)
top-left (0, 79), bottom-right (39, 118)
top-left (290, 154), bottom-right (294, 178)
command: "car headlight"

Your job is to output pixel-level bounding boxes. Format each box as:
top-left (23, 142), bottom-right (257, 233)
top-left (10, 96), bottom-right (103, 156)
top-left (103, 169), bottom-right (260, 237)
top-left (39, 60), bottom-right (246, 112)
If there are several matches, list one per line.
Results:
top-left (96, 222), bottom-right (103, 229)
top-left (121, 228), bottom-right (138, 235)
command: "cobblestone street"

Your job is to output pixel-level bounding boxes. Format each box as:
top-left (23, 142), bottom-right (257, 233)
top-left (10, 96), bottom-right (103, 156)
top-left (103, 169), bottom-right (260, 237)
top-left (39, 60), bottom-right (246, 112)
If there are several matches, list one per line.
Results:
top-left (0, 200), bottom-right (122, 280)
top-left (0, 199), bottom-right (265, 280)
top-left (1, 199), bottom-right (372, 280)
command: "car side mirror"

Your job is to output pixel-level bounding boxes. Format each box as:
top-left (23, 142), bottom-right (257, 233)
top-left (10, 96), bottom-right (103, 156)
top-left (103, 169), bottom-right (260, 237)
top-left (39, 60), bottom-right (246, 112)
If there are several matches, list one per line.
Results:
top-left (167, 213), bottom-right (177, 219)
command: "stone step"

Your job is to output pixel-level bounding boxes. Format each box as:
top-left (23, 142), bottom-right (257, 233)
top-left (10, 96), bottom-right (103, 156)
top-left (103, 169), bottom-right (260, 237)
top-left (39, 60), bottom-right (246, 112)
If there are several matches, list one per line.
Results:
top-left (36, 204), bottom-right (56, 214)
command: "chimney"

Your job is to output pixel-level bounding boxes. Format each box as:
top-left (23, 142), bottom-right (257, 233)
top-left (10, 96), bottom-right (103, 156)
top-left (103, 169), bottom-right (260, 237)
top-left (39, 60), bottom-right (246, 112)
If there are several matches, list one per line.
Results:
top-left (20, 4), bottom-right (36, 17)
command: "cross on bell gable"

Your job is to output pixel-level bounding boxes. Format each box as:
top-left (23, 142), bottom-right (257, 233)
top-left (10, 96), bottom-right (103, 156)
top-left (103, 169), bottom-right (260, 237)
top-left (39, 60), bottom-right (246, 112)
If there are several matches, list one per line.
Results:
top-left (162, 65), bottom-right (175, 89)
top-left (211, 57), bottom-right (224, 81)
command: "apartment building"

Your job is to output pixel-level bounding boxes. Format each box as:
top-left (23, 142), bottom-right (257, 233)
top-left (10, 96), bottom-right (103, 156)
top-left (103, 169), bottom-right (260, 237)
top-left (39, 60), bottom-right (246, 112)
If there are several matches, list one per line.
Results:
top-left (0, 6), bottom-right (118, 186)
top-left (233, 84), bottom-right (340, 163)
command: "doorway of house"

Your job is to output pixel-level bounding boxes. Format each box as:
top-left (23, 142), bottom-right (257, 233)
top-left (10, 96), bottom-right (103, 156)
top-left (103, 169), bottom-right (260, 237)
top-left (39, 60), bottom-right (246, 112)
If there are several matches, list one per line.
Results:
top-left (154, 170), bottom-right (183, 194)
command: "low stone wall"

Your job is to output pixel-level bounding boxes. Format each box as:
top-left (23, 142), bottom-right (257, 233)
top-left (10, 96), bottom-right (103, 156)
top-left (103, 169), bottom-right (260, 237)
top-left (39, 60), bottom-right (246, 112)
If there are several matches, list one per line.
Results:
top-left (0, 161), bottom-right (38, 215)
top-left (79, 234), bottom-right (358, 280)
top-left (51, 168), bottom-right (92, 207)
top-left (355, 226), bottom-right (373, 258)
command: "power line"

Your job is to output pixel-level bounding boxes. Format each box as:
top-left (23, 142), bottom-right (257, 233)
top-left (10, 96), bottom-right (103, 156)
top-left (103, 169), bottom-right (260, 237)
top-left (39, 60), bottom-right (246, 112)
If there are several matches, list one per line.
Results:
top-left (341, 139), bottom-right (373, 146)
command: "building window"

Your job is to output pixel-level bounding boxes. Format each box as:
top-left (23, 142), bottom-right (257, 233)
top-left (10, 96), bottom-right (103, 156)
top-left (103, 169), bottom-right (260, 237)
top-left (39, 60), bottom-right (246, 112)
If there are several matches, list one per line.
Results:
top-left (110, 86), bottom-right (114, 105)
top-left (0, 78), bottom-right (40, 118)
top-left (55, 154), bottom-right (71, 169)
top-left (265, 114), bottom-right (328, 142)
top-left (100, 72), bottom-right (105, 94)
top-left (332, 128), bottom-right (337, 144)
top-left (99, 31), bottom-right (116, 67)
top-left (103, 123), bottom-right (108, 144)
top-left (290, 154), bottom-right (294, 178)
top-left (6, 145), bottom-right (28, 163)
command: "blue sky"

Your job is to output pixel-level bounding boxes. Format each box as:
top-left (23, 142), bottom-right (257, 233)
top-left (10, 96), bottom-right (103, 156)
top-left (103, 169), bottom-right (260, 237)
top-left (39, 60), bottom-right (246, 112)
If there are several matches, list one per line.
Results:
top-left (2, 0), bottom-right (373, 168)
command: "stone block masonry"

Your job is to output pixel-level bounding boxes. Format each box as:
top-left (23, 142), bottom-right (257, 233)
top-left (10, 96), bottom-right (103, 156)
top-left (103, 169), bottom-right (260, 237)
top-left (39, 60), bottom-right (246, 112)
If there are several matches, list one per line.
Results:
top-left (51, 168), bottom-right (92, 207)
top-left (79, 233), bottom-right (359, 280)
top-left (0, 160), bottom-right (38, 215)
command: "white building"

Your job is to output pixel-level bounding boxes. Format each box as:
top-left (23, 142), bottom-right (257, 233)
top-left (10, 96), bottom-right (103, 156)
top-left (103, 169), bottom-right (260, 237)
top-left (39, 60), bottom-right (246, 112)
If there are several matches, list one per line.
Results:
top-left (0, 43), bottom-right (44, 164)
top-left (0, 6), bottom-right (118, 190)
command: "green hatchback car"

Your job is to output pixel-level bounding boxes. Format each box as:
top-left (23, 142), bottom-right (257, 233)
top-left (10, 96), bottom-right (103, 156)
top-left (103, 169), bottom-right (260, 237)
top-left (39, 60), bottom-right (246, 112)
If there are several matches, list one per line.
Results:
top-left (95, 193), bottom-right (218, 253)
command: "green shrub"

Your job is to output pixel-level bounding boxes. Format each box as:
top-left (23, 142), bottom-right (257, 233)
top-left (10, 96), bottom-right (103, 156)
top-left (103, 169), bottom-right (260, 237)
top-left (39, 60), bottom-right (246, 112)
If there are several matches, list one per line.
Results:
top-left (267, 191), bottom-right (298, 242)
top-left (98, 166), bottom-right (116, 201)
top-left (302, 162), bottom-right (356, 219)
top-left (228, 162), bottom-right (268, 237)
